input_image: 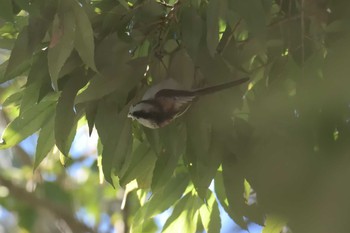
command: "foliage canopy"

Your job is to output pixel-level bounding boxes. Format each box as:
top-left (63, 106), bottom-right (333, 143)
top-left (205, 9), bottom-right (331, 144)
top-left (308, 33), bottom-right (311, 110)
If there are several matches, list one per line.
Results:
top-left (1, 0), bottom-right (350, 232)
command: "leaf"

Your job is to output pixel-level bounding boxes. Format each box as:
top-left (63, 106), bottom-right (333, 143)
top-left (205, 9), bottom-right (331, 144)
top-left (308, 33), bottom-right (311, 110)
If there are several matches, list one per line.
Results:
top-left (2, 91), bottom-right (23, 107)
top-left (72, 0), bottom-right (97, 71)
top-left (48, 12), bottom-right (75, 90)
top-left (262, 215), bottom-right (287, 233)
top-left (19, 52), bottom-right (50, 114)
top-left (85, 101), bottom-right (98, 136)
top-left (207, 0), bottom-right (227, 57)
top-left (151, 124), bottom-right (186, 191)
top-left (229, 0), bottom-right (266, 37)
top-left (75, 74), bottom-right (120, 104)
top-left (185, 103), bottom-right (221, 198)
top-left (3, 27), bottom-right (33, 83)
top-left (119, 141), bottom-right (157, 188)
top-left (0, 98), bottom-right (56, 149)
top-left (215, 171), bottom-right (247, 229)
top-left (169, 49), bottom-right (195, 88)
top-left (0, 0), bottom-right (13, 21)
top-left (34, 114), bottom-right (55, 169)
top-left (181, 8), bottom-right (203, 59)
top-left (131, 172), bottom-right (190, 232)
top-left (199, 190), bottom-right (221, 233)
top-left (162, 193), bottom-right (201, 233)
top-left (98, 105), bottom-right (133, 186)
top-left (55, 73), bottom-right (87, 155)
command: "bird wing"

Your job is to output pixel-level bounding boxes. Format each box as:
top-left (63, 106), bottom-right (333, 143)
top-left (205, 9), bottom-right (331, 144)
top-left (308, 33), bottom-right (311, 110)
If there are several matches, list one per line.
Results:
top-left (142, 79), bottom-right (184, 100)
top-left (154, 89), bottom-right (196, 113)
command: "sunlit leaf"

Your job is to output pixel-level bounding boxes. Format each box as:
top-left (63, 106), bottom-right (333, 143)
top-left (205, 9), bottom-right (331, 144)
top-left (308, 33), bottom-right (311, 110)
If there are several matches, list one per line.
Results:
top-left (199, 190), bottom-right (221, 233)
top-left (0, 98), bottom-right (56, 149)
top-left (162, 193), bottom-right (201, 233)
top-left (262, 215), bottom-right (287, 233)
top-left (131, 172), bottom-right (190, 232)
top-left (119, 141), bottom-right (157, 188)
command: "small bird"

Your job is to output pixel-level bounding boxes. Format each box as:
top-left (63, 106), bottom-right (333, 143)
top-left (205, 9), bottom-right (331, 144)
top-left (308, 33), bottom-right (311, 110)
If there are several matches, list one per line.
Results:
top-left (128, 77), bottom-right (249, 128)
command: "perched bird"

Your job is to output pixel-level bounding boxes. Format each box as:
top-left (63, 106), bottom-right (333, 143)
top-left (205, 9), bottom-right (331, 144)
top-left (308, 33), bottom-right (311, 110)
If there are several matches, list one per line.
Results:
top-left (128, 77), bottom-right (249, 128)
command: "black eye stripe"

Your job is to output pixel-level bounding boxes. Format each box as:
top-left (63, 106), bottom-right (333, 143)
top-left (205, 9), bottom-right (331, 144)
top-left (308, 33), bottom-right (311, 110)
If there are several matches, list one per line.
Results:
top-left (132, 110), bottom-right (157, 119)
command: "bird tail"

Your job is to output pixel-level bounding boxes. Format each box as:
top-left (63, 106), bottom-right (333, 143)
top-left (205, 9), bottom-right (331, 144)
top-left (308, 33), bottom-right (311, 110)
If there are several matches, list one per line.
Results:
top-left (191, 77), bottom-right (249, 96)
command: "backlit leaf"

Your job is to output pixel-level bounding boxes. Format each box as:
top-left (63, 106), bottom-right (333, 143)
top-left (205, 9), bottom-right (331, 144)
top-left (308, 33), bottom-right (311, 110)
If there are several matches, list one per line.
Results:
top-left (0, 98), bottom-right (56, 149)
top-left (262, 215), bottom-right (287, 233)
top-left (55, 73), bottom-right (87, 155)
top-left (199, 190), bottom-right (221, 233)
top-left (162, 193), bottom-right (201, 233)
top-left (34, 114), bottom-right (55, 170)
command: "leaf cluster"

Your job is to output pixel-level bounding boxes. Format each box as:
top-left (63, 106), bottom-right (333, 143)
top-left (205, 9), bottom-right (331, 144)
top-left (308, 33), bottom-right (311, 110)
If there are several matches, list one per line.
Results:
top-left (1, 0), bottom-right (350, 232)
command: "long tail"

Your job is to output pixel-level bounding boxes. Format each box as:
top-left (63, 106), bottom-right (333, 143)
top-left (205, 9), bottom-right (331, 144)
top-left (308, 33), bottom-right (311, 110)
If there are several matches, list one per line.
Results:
top-left (191, 77), bottom-right (249, 96)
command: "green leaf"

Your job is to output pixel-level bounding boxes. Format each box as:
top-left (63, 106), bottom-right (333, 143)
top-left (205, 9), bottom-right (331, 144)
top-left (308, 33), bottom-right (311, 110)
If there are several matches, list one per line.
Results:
top-left (3, 27), bottom-right (33, 83)
top-left (72, 0), bottom-right (97, 71)
top-left (0, 0), bottom-right (13, 21)
top-left (162, 193), bottom-right (201, 233)
top-left (55, 73), bottom-right (87, 155)
top-left (169, 49), bottom-right (195, 88)
top-left (207, 0), bottom-right (226, 56)
top-left (199, 190), bottom-right (221, 233)
top-left (185, 103), bottom-right (221, 198)
top-left (48, 12), bottom-right (75, 90)
top-left (2, 91), bottom-right (23, 107)
top-left (75, 74), bottom-right (120, 104)
top-left (19, 52), bottom-right (50, 114)
top-left (99, 105), bottom-right (133, 186)
top-left (181, 8), bottom-right (203, 59)
top-left (262, 215), bottom-right (287, 233)
top-left (0, 98), bottom-right (56, 149)
top-left (151, 124), bottom-right (186, 191)
top-left (229, 0), bottom-right (266, 37)
top-left (119, 141), bottom-right (157, 188)
top-left (131, 172), bottom-right (190, 232)
top-left (34, 114), bottom-right (55, 169)
top-left (85, 101), bottom-right (98, 136)
top-left (215, 171), bottom-right (247, 229)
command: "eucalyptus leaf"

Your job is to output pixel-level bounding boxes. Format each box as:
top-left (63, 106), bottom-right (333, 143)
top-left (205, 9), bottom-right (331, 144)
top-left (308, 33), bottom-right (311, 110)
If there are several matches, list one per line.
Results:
top-left (199, 190), bottom-right (221, 233)
top-left (3, 27), bottom-right (32, 82)
top-left (162, 193), bottom-right (201, 233)
top-left (55, 73), bottom-right (87, 155)
top-left (48, 13), bottom-right (75, 90)
top-left (34, 115), bottom-right (55, 170)
top-left (72, 0), bottom-right (97, 71)
top-left (0, 99), bottom-right (56, 149)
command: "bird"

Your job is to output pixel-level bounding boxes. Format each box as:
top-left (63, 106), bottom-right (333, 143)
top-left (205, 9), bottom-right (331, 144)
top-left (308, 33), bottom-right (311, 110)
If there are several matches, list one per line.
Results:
top-left (127, 77), bottom-right (249, 128)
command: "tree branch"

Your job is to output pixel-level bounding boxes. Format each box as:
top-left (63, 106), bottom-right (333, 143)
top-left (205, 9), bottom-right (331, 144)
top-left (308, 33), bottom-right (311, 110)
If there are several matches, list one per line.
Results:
top-left (0, 175), bottom-right (97, 233)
